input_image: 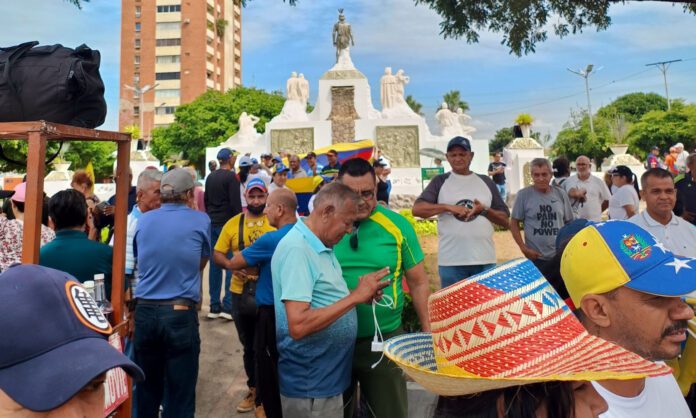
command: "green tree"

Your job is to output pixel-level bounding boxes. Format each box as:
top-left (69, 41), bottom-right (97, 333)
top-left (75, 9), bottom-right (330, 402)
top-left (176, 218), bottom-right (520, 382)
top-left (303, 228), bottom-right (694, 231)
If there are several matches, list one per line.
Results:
top-left (65, 0), bottom-right (88, 8)
top-left (442, 90), bottom-right (469, 112)
top-left (596, 92), bottom-right (668, 123)
top-left (64, 142), bottom-right (116, 181)
top-left (627, 103), bottom-right (696, 159)
top-left (150, 87), bottom-right (285, 168)
top-left (489, 127), bottom-right (515, 153)
top-left (413, 1), bottom-right (696, 56)
top-left (552, 109), bottom-right (613, 165)
top-left (405, 95), bottom-right (424, 115)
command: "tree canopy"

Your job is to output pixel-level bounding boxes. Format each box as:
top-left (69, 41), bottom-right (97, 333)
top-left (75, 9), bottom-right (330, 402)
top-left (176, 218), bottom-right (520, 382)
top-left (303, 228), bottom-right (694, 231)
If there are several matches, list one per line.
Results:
top-left (596, 92), bottom-right (667, 123)
top-left (405, 95), bottom-right (424, 115)
top-left (150, 87), bottom-right (285, 169)
top-left (442, 90), bottom-right (469, 112)
top-left (627, 103), bottom-right (696, 159)
top-left (414, 0), bottom-right (696, 56)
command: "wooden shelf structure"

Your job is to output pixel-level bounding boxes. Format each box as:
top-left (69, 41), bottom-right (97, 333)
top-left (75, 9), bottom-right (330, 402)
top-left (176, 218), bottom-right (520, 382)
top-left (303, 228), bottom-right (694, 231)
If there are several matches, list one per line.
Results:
top-left (0, 121), bottom-right (133, 418)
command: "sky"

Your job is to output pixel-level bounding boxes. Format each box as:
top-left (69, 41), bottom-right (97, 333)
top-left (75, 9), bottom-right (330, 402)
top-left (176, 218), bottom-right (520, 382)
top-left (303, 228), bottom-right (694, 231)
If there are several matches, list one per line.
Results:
top-left (3, 0), bottom-right (696, 142)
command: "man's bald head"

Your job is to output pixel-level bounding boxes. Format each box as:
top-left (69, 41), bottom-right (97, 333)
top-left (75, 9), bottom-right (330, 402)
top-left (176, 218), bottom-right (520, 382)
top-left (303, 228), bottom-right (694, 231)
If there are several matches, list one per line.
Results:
top-left (575, 156), bottom-right (591, 178)
top-left (268, 188), bottom-right (297, 212)
top-left (266, 188), bottom-right (297, 228)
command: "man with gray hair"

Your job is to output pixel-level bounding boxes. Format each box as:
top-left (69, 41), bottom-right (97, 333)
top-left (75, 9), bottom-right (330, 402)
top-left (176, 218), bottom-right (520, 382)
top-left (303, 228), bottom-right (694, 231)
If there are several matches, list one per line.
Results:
top-left (562, 155), bottom-right (611, 221)
top-left (675, 142), bottom-right (689, 174)
top-left (271, 182), bottom-right (391, 417)
top-left (287, 154), bottom-right (308, 179)
top-left (510, 157), bottom-right (573, 270)
top-left (133, 168), bottom-right (211, 417)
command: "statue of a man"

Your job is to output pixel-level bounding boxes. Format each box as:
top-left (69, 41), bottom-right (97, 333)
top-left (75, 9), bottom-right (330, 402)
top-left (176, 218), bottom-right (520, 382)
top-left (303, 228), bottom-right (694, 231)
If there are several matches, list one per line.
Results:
top-left (332, 9), bottom-right (354, 63)
top-left (298, 73), bottom-right (310, 106)
top-left (394, 69), bottom-right (410, 104)
top-left (380, 67), bottom-right (398, 109)
top-left (286, 72), bottom-right (302, 101)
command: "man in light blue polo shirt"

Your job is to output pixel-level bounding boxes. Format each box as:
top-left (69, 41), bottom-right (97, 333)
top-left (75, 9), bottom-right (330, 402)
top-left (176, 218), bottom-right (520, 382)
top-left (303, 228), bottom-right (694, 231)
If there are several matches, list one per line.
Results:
top-left (271, 182), bottom-right (391, 418)
top-left (133, 168), bottom-right (211, 418)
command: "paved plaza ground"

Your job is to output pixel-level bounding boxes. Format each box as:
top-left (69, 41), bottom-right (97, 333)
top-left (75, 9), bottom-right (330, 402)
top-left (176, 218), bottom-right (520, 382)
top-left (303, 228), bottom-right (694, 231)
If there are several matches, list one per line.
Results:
top-left (194, 230), bottom-right (524, 417)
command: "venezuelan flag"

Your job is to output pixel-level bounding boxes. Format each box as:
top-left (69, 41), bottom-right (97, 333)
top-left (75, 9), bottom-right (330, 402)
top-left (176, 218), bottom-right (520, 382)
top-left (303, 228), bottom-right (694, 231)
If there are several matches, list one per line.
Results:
top-left (286, 176), bottom-right (324, 215)
top-left (294, 139), bottom-right (375, 174)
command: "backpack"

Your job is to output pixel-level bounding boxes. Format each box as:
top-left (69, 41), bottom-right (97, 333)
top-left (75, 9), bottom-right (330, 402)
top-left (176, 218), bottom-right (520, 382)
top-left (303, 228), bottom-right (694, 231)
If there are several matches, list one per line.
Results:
top-left (0, 41), bottom-right (106, 128)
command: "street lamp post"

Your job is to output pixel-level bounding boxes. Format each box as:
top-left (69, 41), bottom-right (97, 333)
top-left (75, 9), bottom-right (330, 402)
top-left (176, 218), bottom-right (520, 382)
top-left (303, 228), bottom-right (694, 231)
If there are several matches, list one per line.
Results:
top-left (123, 83), bottom-right (158, 144)
top-left (567, 64), bottom-right (600, 134)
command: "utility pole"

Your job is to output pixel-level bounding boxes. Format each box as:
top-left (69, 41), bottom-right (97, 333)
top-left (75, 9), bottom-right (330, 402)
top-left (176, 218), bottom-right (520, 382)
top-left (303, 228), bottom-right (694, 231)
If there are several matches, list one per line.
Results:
top-left (123, 82), bottom-right (158, 144)
top-left (646, 59), bottom-right (682, 111)
top-left (567, 64), bottom-right (600, 133)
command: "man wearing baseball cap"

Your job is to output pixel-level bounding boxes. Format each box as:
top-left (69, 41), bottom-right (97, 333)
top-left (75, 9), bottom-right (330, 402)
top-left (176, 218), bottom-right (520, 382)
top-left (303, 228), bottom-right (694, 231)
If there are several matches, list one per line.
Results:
top-left (213, 177), bottom-right (275, 414)
top-left (205, 147), bottom-right (243, 320)
top-left (0, 264), bottom-right (144, 416)
top-left (561, 220), bottom-right (695, 417)
top-left (413, 136), bottom-right (509, 287)
top-left (134, 167), bottom-right (211, 417)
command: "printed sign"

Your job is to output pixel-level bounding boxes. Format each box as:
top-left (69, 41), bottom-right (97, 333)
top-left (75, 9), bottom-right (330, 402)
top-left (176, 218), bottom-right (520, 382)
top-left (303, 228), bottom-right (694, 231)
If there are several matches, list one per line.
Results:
top-left (421, 167), bottom-right (444, 181)
top-left (103, 334), bottom-right (130, 417)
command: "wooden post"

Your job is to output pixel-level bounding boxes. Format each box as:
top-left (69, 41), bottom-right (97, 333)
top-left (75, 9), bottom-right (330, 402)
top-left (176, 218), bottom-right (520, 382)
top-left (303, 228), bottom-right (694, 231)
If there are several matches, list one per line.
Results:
top-left (112, 140), bottom-right (132, 418)
top-left (21, 131), bottom-right (46, 264)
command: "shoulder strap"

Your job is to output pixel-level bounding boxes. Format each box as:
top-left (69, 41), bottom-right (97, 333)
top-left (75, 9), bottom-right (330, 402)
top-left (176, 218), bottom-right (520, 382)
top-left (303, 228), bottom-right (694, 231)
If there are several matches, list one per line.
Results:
top-left (238, 213), bottom-right (245, 251)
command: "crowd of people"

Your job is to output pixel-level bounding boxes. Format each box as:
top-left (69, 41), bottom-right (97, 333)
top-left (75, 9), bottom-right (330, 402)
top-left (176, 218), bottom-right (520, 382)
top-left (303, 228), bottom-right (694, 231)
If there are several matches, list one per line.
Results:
top-left (0, 135), bottom-right (695, 418)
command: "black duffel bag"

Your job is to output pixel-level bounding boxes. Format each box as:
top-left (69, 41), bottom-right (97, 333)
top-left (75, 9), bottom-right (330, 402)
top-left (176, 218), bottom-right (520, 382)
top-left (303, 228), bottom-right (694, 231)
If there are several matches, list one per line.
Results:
top-left (0, 41), bottom-right (106, 128)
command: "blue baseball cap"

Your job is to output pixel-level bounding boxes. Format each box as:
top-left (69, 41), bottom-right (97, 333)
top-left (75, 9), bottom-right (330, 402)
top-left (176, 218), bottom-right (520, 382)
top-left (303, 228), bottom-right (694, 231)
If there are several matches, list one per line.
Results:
top-left (272, 156), bottom-right (283, 164)
top-left (0, 265), bottom-right (144, 412)
top-left (274, 163), bottom-right (289, 174)
top-left (217, 147), bottom-right (238, 161)
top-left (246, 177), bottom-right (268, 193)
top-left (561, 220), bottom-right (696, 307)
top-left (447, 136), bottom-right (471, 152)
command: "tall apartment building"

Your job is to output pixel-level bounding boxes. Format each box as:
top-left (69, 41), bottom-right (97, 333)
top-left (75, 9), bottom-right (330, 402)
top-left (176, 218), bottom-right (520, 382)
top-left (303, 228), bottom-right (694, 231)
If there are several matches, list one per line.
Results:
top-left (119, 0), bottom-right (242, 139)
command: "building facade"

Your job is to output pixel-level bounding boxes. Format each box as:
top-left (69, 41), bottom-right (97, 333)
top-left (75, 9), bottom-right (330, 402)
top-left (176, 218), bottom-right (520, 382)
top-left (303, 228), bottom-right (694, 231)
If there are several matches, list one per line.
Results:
top-left (119, 0), bottom-right (242, 139)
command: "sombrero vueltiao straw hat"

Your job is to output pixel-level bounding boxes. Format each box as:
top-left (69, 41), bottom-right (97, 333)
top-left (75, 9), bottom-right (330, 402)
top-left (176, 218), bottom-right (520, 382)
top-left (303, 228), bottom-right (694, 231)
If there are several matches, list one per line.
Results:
top-left (384, 259), bottom-right (671, 396)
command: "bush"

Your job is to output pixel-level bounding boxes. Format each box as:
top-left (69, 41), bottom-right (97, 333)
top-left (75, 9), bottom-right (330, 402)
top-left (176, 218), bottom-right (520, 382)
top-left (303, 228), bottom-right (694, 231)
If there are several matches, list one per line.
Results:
top-left (399, 209), bottom-right (437, 236)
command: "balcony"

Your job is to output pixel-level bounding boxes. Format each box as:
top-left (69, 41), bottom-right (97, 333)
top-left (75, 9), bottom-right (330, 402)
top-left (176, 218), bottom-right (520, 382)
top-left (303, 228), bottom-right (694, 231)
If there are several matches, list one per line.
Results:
top-left (206, 44), bottom-right (215, 56)
top-left (206, 78), bottom-right (215, 88)
top-left (206, 61), bottom-right (214, 72)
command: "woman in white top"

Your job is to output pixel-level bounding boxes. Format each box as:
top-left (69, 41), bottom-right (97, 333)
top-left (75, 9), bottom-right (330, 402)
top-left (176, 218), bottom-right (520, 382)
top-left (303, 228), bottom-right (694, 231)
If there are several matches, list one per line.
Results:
top-left (608, 165), bottom-right (640, 220)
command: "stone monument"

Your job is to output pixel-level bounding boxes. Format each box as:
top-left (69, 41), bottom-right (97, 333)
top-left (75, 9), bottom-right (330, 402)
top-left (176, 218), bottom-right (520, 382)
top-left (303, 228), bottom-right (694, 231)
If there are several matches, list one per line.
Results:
top-left (503, 136), bottom-right (545, 202)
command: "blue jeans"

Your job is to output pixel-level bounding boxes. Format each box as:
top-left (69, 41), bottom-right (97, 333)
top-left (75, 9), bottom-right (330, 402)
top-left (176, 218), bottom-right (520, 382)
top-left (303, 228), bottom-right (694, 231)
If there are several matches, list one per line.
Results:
top-left (496, 183), bottom-right (507, 202)
top-left (134, 304), bottom-right (200, 418)
top-left (439, 264), bottom-right (496, 289)
top-left (209, 225), bottom-right (232, 311)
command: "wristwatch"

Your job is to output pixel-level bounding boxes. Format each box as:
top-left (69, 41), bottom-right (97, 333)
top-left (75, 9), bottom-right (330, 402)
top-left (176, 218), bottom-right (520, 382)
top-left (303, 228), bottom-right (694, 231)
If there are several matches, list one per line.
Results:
top-left (480, 208), bottom-right (489, 218)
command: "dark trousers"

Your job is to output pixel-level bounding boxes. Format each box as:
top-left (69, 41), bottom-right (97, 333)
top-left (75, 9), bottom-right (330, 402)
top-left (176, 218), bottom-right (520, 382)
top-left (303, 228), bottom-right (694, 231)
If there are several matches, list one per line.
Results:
top-left (134, 304), bottom-right (200, 418)
top-left (209, 225), bottom-right (232, 311)
top-left (343, 329), bottom-right (408, 418)
top-left (231, 292), bottom-right (256, 388)
top-left (255, 305), bottom-right (282, 417)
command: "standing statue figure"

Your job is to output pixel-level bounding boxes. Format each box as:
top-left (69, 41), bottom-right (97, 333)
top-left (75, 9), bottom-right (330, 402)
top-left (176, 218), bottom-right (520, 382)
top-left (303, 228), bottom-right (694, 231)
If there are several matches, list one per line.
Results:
top-left (286, 72), bottom-right (302, 101)
top-left (238, 112), bottom-right (260, 138)
top-left (394, 69), bottom-right (410, 102)
top-left (380, 67), bottom-right (398, 109)
top-left (332, 9), bottom-right (354, 64)
top-left (436, 102), bottom-right (462, 138)
top-left (298, 73), bottom-right (310, 106)
top-left (456, 107), bottom-right (476, 135)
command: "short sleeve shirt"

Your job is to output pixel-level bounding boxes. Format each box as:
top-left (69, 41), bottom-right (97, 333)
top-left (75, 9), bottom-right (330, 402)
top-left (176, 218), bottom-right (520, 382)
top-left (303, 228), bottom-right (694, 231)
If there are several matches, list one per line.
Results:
top-left (271, 218), bottom-right (357, 398)
top-left (562, 174), bottom-right (611, 221)
top-left (628, 211), bottom-right (696, 258)
top-left (1, 218), bottom-right (54, 272)
top-left (487, 162), bottom-right (507, 185)
top-left (608, 185), bottom-right (639, 220)
top-left (416, 172), bottom-right (509, 266)
top-left (511, 186), bottom-right (574, 260)
top-left (215, 213), bottom-right (275, 294)
top-left (134, 204), bottom-right (211, 302)
top-left (334, 205), bottom-right (424, 338)
top-left (241, 223), bottom-right (294, 306)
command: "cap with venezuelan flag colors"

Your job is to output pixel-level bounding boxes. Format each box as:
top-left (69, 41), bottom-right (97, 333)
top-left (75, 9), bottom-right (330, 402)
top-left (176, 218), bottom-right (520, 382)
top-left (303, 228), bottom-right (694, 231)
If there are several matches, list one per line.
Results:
top-left (561, 220), bottom-right (696, 307)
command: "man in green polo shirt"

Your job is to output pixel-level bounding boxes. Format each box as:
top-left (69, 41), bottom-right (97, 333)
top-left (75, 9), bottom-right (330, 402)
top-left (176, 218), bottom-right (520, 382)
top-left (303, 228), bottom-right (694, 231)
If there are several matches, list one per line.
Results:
top-left (40, 189), bottom-right (113, 295)
top-left (335, 158), bottom-right (431, 418)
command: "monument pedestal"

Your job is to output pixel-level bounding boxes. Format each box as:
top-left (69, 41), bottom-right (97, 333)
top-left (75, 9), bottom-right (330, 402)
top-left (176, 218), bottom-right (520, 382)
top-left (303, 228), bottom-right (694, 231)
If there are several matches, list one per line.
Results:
top-left (503, 137), bottom-right (545, 203)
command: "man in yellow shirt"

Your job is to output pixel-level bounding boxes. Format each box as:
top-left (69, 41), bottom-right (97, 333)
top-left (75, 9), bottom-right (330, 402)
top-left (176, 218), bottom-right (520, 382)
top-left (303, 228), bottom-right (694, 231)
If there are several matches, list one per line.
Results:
top-left (214, 177), bottom-right (275, 414)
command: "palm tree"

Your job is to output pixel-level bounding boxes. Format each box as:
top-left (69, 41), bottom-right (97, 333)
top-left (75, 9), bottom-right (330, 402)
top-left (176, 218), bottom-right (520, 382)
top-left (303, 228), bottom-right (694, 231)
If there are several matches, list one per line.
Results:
top-left (65, 0), bottom-right (87, 8)
top-left (442, 90), bottom-right (470, 112)
top-left (405, 95), bottom-right (424, 116)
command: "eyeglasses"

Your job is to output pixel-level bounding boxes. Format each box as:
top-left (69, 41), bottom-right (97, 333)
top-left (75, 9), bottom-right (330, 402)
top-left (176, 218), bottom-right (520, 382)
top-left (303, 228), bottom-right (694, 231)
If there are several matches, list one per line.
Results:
top-left (349, 223), bottom-right (360, 250)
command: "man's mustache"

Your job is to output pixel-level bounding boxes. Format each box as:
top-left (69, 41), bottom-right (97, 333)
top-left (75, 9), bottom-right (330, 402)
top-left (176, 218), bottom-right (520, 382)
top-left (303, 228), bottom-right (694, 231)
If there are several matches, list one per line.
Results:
top-left (662, 320), bottom-right (688, 338)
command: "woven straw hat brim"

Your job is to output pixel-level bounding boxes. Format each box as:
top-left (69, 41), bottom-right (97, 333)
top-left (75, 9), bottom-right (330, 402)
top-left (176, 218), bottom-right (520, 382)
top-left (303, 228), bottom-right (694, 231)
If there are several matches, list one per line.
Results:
top-left (384, 333), bottom-right (672, 397)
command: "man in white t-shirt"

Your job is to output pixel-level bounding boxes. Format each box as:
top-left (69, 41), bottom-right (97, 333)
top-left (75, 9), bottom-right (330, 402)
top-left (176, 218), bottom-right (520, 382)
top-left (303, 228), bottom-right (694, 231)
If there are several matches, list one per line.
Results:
top-left (561, 220), bottom-right (695, 418)
top-left (628, 168), bottom-right (696, 258)
top-left (675, 142), bottom-right (690, 174)
top-left (413, 136), bottom-right (509, 288)
top-left (562, 155), bottom-right (611, 221)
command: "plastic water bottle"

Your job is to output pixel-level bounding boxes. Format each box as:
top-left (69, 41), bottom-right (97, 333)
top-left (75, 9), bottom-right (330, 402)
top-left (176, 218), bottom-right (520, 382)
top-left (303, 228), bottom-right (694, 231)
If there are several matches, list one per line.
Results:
top-left (82, 280), bottom-right (96, 301)
top-left (94, 274), bottom-right (113, 318)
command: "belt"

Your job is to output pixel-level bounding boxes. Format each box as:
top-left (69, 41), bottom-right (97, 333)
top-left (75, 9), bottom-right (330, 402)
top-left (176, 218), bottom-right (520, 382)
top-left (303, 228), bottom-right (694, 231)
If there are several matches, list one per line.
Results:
top-left (136, 298), bottom-right (196, 310)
